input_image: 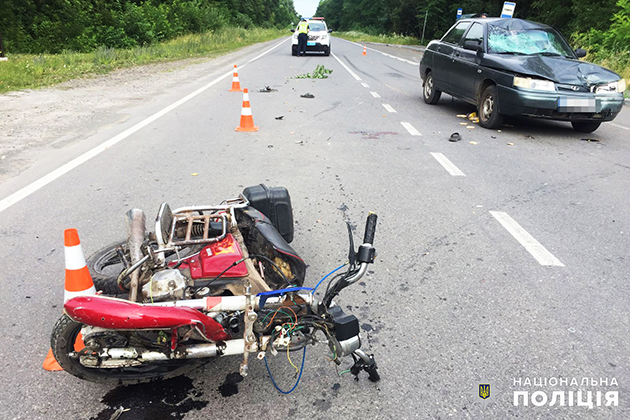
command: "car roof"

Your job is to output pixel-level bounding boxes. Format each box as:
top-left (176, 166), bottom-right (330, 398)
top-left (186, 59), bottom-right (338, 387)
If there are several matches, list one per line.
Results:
top-left (458, 17), bottom-right (553, 31)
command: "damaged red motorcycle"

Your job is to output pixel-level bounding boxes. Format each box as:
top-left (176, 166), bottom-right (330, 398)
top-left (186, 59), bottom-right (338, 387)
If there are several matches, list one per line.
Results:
top-left (51, 184), bottom-right (379, 391)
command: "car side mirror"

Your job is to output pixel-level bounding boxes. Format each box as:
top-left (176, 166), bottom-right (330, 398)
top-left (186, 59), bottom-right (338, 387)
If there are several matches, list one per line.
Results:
top-left (328, 29), bottom-right (333, 33)
top-left (463, 39), bottom-right (484, 56)
top-left (574, 48), bottom-right (587, 58)
top-left (291, 29), bottom-right (295, 33)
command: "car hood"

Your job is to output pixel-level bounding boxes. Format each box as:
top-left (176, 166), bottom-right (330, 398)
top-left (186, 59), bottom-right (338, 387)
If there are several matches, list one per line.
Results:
top-left (481, 54), bottom-right (620, 86)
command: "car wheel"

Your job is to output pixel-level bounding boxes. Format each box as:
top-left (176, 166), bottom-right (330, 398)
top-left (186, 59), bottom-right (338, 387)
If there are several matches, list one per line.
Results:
top-left (292, 46), bottom-right (297, 56)
top-left (324, 46), bottom-right (330, 56)
top-left (478, 85), bottom-right (504, 129)
top-left (571, 121), bottom-right (601, 133)
top-left (423, 71), bottom-right (441, 104)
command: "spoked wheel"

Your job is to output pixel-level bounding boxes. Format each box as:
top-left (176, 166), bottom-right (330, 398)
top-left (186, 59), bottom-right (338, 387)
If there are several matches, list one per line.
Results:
top-left (87, 240), bottom-right (203, 295)
top-left (51, 314), bottom-right (206, 384)
top-left (478, 85), bottom-right (504, 129)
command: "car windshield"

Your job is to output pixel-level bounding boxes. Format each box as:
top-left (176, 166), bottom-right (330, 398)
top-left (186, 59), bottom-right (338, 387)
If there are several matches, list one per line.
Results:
top-left (308, 22), bottom-right (326, 31)
top-left (487, 25), bottom-right (574, 57)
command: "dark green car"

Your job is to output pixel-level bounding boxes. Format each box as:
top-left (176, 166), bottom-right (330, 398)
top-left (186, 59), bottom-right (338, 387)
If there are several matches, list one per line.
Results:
top-left (419, 18), bottom-right (626, 133)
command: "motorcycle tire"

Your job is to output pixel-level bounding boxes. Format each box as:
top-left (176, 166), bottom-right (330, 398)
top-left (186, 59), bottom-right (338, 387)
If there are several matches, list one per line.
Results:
top-left (87, 240), bottom-right (203, 295)
top-left (51, 314), bottom-right (207, 384)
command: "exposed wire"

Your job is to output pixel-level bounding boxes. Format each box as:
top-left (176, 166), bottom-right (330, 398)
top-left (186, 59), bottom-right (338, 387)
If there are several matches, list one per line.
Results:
top-left (264, 347), bottom-right (307, 394)
top-left (312, 263), bottom-right (347, 294)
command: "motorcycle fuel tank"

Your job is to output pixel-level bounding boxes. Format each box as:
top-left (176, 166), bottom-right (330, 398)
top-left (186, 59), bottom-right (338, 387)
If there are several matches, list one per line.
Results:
top-left (184, 233), bottom-right (248, 279)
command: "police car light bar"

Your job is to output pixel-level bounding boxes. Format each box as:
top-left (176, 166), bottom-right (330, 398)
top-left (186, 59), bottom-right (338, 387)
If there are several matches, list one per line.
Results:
top-left (311, 17), bottom-right (325, 20)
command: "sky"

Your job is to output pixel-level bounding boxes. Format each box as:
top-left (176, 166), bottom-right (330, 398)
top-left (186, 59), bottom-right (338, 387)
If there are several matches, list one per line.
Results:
top-left (293, 0), bottom-right (320, 18)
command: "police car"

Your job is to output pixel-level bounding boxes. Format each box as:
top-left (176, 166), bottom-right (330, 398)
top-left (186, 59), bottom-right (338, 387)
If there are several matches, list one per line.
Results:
top-left (291, 17), bottom-right (332, 56)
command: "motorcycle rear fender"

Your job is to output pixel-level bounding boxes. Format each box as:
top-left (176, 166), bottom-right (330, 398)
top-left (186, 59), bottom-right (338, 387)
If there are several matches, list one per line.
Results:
top-left (64, 295), bottom-right (229, 342)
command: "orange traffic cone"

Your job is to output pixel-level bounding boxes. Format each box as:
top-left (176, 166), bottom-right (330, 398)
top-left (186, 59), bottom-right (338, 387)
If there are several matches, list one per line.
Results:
top-left (43, 228), bottom-right (93, 371)
top-left (229, 65), bottom-right (243, 92)
top-left (362, 45), bottom-right (367, 56)
top-left (235, 89), bottom-right (259, 132)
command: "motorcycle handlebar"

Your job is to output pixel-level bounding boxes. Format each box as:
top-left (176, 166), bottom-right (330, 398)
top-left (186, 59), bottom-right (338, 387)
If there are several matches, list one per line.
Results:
top-left (363, 213), bottom-right (377, 245)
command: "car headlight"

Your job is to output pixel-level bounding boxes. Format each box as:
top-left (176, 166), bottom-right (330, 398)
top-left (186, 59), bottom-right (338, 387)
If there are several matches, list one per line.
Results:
top-left (321, 34), bottom-right (328, 40)
top-left (594, 79), bottom-right (626, 94)
top-left (513, 76), bottom-right (556, 92)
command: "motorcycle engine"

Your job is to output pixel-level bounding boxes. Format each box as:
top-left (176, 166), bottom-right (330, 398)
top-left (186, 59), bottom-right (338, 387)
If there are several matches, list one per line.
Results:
top-left (141, 269), bottom-right (188, 302)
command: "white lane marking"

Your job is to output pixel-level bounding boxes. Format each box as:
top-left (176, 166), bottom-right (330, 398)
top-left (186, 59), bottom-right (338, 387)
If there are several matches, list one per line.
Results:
top-left (401, 122), bottom-right (422, 136)
top-left (610, 122), bottom-right (629, 131)
top-left (361, 82), bottom-right (370, 88)
top-left (382, 104), bottom-right (397, 113)
top-left (489, 211), bottom-right (565, 267)
top-left (370, 91), bottom-right (381, 98)
top-left (331, 52), bottom-right (362, 81)
top-left (335, 38), bottom-right (419, 65)
top-left (0, 38), bottom-right (290, 215)
top-left (430, 152), bottom-right (465, 176)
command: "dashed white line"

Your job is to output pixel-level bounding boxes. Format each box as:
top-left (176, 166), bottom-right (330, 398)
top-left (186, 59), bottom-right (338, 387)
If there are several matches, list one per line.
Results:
top-left (370, 91), bottom-right (381, 98)
top-left (331, 52), bottom-right (362, 81)
top-left (490, 211), bottom-right (565, 267)
top-left (430, 153), bottom-right (465, 176)
top-left (401, 122), bottom-right (422, 136)
top-left (0, 38), bottom-right (292, 214)
top-left (382, 104), bottom-right (397, 113)
top-left (610, 122), bottom-right (629, 131)
top-left (336, 38), bottom-right (419, 65)
top-left (361, 82), bottom-right (370, 88)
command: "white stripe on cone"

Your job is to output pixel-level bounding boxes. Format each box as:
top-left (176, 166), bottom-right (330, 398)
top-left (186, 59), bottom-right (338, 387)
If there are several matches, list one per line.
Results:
top-left (64, 287), bottom-right (96, 303)
top-left (64, 244), bottom-right (87, 270)
top-left (241, 107), bottom-right (252, 116)
top-left (243, 92), bottom-right (250, 101)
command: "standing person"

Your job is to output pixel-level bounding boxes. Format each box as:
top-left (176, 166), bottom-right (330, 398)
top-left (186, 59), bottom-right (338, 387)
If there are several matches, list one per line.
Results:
top-left (297, 18), bottom-right (309, 56)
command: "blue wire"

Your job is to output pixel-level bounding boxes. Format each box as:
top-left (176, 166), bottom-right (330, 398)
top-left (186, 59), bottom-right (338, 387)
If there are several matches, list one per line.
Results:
top-left (312, 263), bottom-right (346, 294)
top-left (264, 346), bottom-right (307, 394)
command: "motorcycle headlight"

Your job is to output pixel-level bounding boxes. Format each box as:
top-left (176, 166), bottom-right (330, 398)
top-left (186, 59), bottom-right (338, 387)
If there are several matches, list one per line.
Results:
top-left (594, 79), bottom-right (626, 94)
top-left (513, 76), bottom-right (556, 92)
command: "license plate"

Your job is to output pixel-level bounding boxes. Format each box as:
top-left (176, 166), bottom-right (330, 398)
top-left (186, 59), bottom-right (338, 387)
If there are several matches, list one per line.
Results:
top-left (307, 41), bottom-right (316, 46)
top-left (558, 97), bottom-right (597, 112)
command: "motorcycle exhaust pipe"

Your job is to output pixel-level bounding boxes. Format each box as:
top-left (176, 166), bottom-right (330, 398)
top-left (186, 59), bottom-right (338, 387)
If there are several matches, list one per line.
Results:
top-left (126, 209), bottom-right (146, 302)
top-left (104, 339), bottom-right (252, 362)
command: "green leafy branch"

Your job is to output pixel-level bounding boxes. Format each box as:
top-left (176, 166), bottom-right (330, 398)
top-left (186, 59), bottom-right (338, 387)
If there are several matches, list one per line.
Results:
top-left (296, 64), bottom-right (333, 79)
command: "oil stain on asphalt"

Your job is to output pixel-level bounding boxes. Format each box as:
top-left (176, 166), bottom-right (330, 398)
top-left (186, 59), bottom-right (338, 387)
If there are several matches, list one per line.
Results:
top-left (90, 376), bottom-right (208, 420)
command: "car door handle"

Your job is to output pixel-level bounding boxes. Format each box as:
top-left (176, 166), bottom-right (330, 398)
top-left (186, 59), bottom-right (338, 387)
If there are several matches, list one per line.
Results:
top-left (455, 51), bottom-right (460, 57)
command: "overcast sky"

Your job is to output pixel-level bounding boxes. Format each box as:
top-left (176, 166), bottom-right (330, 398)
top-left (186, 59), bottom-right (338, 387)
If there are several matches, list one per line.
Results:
top-left (293, 0), bottom-right (320, 17)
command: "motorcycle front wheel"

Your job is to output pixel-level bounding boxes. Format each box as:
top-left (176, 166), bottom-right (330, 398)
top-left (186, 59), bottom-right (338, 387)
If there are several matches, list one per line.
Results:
top-left (51, 314), bottom-right (205, 384)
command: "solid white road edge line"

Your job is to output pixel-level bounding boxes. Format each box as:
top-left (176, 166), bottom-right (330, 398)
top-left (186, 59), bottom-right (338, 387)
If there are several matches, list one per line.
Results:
top-left (489, 211), bottom-right (565, 267)
top-left (382, 104), bottom-right (397, 113)
top-left (610, 122), bottom-right (629, 131)
top-left (0, 39), bottom-right (289, 215)
top-left (430, 153), bottom-right (465, 176)
top-left (331, 52), bottom-right (362, 81)
top-left (401, 122), bottom-right (422, 136)
top-left (370, 92), bottom-right (381, 98)
top-left (335, 38), bottom-right (419, 65)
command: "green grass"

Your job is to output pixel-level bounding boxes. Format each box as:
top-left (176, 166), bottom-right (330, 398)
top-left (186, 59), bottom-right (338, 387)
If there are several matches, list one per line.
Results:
top-left (0, 27), bottom-right (287, 94)
top-left (333, 31), bottom-right (422, 46)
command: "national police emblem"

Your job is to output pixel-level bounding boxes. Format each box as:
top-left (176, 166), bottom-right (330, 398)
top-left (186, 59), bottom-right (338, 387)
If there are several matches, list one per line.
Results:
top-left (479, 383), bottom-right (491, 400)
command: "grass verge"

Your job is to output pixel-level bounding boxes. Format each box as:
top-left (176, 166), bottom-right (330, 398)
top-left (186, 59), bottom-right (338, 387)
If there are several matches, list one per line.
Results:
top-left (333, 31), bottom-right (422, 46)
top-left (0, 27), bottom-right (287, 94)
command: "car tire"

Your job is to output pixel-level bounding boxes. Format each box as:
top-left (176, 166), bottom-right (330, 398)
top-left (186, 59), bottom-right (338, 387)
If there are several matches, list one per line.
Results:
top-left (571, 121), bottom-right (601, 133)
top-left (423, 71), bottom-right (441, 104)
top-left (324, 46), bottom-right (330, 56)
top-left (292, 46), bottom-right (297, 56)
top-left (478, 85), bottom-right (504, 129)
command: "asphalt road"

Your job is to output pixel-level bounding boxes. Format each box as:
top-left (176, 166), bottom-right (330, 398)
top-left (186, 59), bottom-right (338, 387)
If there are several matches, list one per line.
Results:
top-left (1, 36), bottom-right (629, 420)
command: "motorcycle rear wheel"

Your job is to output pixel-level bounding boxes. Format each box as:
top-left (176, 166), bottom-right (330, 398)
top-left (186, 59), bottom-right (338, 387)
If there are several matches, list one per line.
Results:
top-left (87, 240), bottom-right (202, 295)
top-left (51, 314), bottom-right (206, 384)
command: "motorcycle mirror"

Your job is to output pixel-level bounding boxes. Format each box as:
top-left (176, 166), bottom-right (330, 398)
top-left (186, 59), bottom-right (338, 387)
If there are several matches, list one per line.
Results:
top-left (346, 222), bottom-right (356, 266)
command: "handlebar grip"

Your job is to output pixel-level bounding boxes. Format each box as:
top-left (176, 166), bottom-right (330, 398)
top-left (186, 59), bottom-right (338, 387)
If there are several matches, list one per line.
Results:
top-left (363, 213), bottom-right (378, 245)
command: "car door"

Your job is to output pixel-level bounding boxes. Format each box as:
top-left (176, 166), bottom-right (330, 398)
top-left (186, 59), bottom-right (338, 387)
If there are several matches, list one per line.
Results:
top-left (432, 21), bottom-right (471, 93)
top-left (450, 22), bottom-right (485, 102)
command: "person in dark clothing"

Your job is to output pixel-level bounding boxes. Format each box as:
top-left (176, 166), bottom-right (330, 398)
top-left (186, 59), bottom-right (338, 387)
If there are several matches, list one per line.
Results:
top-left (297, 19), bottom-right (309, 56)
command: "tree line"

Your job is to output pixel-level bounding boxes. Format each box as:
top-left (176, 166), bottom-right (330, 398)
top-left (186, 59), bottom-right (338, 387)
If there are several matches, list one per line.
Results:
top-left (316, 0), bottom-right (630, 52)
top-left (0, 0), bottom-right (299, 54)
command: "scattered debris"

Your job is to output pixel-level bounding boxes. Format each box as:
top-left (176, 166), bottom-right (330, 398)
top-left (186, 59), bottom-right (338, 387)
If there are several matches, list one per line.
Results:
top-left (275, 116), bottom-right (284, 120)
top-left (259, 86), bottom-right (277, 93)
top-left (497, 130), bottom-right (502, 133)
top-left (191, 172), bottom-right (198, 176)
top-left (525, 135), bottom-right (535, 139)
top-left (109, 407), bottom-right (130, 420)
top-left (300, 93), bottom-right (315, 98)
top-left (460, 122), bottom-right (467, 125)
top-left (507, 142), bottom-right (514, 146)
top-left (296, 65), bottom-right (333, 79)
top-left (449, 132), bottom-right (462, 142)
top-left (467, 112), bottom-right (479, 123)
top-left (290, 131), bottom-right (295, 134)
top-left (581, 138), bottom-right (600, 143)
top-left (470, 141), bottom-right (478, 145)
top-left (456, 114), bottom-right (468, 118)
top-left (267, 145), bottom-right (273, 148)
top-left (295, 140), bottom-right (304, 145)
top-left (491, 135), bottom-right (497, 139)
top-left (466, 125), bottom-right (475, 129)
